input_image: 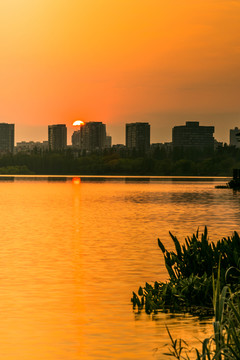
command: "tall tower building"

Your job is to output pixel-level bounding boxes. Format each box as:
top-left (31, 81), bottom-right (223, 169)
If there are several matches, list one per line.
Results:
top-left (230, 127), bottom-right (240, 148)
top-left (0, 123), bottom-right (15, 153)
top-left (105, 135), bottom-right (112, 149)
top-left (172, 121), bottom-right (214, 150)
top-left (72, 130), bottom-right (81, 148)
top-left (72, 122), bottom-right (106, 152)
top-left (126, 122), bottom-right (150, 153)
top-left (48, 124), bottom-right (67, 151)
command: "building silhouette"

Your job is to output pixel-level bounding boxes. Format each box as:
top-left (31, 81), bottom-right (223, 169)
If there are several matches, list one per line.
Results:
top-left (105, 135), bottom-right (112, 149)
top-left (72, 122), bottom-right (106, 152)
top-left (126, 122), bottom-right (150, 153)
top-left (230, 127), bottom-right (240, 148)
top-left (48, 124), bottom-right (67, 151)
top-left (172, 121), bottom-right (214, 150)
top-left (0, 123), bottom-right (15, 153)
top-left (72, 130), bottom-right (81, 148)
top-left (16, 141), bottom-right (48, 153)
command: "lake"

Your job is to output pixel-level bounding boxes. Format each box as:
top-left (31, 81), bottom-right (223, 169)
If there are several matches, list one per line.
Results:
top-left (0, 176), bottom-right (238, 359)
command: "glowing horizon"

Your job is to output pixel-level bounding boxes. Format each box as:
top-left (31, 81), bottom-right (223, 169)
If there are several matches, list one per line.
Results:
top-left (1, 0), bottom-right (240, 144)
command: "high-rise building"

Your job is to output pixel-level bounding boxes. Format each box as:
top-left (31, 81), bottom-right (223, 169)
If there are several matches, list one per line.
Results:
top-left (0, 123), bottom-right (14, 153)
top-left (126, 122), bottom-right (150, 153)
top-left (105, 135), bottom-right (112, 149)
top-left (72, 122), bottom-right (106, 152)
top-left (172, 121), bottom-right (215, 150)
top-left (72, 130), bottom-right (81, 148)
top-left (230, 127), bottom-right (240, 148)
top-left (48, 124), bottom-right (67, 151)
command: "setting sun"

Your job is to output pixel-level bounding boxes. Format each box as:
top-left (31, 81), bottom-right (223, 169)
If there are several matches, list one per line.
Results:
top-left (73, 120), bottom-right (85, 127)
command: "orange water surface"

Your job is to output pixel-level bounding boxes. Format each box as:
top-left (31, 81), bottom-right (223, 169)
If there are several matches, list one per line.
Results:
top-left (0, 177), bottom-right (238, 359)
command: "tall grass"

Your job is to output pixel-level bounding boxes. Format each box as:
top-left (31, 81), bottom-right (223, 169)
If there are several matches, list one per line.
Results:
top-left (165, 269), bottom-right (240, 359)
top-left (131, 228), bottom-right (240, 314)
top-left (158, 227), bottom-right (240, 282)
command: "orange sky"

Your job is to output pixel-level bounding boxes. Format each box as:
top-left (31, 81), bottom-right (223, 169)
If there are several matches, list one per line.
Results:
top-left (0, 0), bottom-right (240, 144)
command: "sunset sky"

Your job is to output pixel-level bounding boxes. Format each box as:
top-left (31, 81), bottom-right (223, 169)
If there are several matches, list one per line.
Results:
top-left (1, 0), bottom-right (240, 144)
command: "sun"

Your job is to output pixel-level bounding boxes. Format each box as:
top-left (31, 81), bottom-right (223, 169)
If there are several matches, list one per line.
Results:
top-left (73, 120), bottom-right (84, 126)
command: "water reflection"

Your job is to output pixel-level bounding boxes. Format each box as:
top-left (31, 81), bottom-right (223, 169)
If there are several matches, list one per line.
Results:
top-left (125, 177), bottom-right (150, 183)
top-left (0, 176), bottom-right (14, 182)
top-left (0, 175), bottom-right (231, 184)
top-left (124, 190), bottom-right (215, 205)
top-left (47, 176), bottom-right (67, 182)
top-left (170, 191), bottom-right (214, 204)
top-left (80, 176), bottom-right (107, 182)
top-left (168, 177), bottom-right (215, 182)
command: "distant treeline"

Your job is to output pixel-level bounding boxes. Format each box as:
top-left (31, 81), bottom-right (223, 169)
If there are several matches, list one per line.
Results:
top-left (0, 145), bottom-right (239, 175)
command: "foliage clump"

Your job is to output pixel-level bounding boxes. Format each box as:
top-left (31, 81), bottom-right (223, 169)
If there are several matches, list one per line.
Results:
top-left (131, 228), bottom-right (240, 315)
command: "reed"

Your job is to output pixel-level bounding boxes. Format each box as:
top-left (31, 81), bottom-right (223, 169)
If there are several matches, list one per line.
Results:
top-left (165, 271), bottom-right (240, 359)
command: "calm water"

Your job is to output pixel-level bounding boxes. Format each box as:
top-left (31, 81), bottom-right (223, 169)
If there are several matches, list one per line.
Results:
top-left (0, 176), bottom-right (238, 360)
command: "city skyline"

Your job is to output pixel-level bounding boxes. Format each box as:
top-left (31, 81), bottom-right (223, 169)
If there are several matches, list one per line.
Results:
top-left (10, 115), bottom-right (240, 146)
top-left (6, 120), bottom-right (240, 148)
top-left (1, 1), bottom-right (240, 145)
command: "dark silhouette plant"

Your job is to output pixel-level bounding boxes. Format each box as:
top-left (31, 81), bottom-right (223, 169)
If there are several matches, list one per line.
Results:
top-left (158, 227), bottom-right (240, 281)
top-left (131, 228), bottom-right (240, 315)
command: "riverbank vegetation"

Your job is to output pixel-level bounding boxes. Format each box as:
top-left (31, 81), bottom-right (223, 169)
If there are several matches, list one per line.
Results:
top-left (131, 228), bottom-right (240, 358)
top-left (165, 271), bottom-right (240, 359)
top-left (131, 228), bottom-right (240, 315)
top-left (165, 289), bottom-right (240, 359)
top-left (1, 144), bottom-right (240, 175)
